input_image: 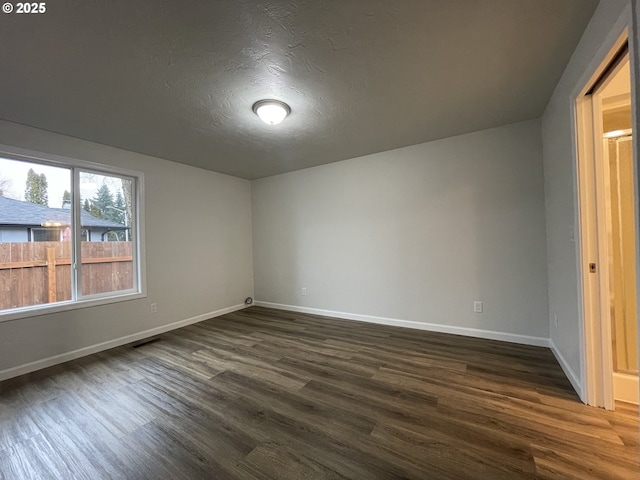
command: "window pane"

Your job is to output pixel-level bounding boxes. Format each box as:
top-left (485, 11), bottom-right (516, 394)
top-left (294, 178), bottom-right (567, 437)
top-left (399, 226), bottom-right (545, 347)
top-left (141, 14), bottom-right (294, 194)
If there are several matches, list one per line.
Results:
top-left (32, 227), bottom-right (64, 242)
top-left (0, 157), bottom-right (72, 311)
top-left (79, 171), bottom-right (135, 296)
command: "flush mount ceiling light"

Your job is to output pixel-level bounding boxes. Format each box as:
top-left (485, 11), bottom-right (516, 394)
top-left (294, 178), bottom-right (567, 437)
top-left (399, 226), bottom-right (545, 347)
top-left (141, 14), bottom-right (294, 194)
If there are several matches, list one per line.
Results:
top-left (252, 99), bottom-right (291, 125)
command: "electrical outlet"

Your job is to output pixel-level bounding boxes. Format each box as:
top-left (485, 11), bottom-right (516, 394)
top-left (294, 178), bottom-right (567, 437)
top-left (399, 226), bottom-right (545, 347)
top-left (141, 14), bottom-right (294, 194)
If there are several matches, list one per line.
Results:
top-left (302, 287), bottom-right (307, 296)
top-left (150, 303), bottom-right (158, 314)
top-left (473, 301), bottom-right (483, 313)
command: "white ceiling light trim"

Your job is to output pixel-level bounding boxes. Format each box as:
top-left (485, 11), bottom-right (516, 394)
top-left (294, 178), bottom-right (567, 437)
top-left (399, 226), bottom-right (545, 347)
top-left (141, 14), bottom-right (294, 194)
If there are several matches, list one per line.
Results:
top-left (253, 99), bottom-right (291, 125)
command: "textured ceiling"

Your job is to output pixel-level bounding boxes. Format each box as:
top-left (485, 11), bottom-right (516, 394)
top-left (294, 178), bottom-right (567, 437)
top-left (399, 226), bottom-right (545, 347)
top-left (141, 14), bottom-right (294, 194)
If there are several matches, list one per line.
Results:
top-left (0, 0), bottom-right (599, 179)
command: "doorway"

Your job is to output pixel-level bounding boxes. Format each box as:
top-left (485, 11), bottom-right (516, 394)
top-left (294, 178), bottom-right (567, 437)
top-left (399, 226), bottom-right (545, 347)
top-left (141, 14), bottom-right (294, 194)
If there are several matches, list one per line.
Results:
top-left (600, 58), bottom-right (638, 404)
top-left (575, 40), bottom-right (639, 409)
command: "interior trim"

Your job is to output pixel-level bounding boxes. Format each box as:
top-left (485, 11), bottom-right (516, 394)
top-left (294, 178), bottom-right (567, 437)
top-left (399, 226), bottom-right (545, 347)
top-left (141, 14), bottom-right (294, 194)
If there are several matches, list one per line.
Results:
top-left (0, 303), bottom-right (248, 382)
top-left (550, 339), bottom-right (584, 401)
top-left (254, 301), bottom-right (551, 347)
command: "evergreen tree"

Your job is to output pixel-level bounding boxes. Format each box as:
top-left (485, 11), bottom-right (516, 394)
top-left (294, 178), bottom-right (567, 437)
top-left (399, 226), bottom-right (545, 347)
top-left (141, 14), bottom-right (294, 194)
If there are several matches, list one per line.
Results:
top-left (24, 169), bottom-right (48, 206)
top-left (92, 184), bottom-right (114, 220)
top-left (83, 197), bottom-right (103, 219)
top-left (62, 190), bottom-right (71, 207)
top-left (110, 192), bottom-right (127, 240)
top-left (111, 192), bottom-right (126, 224)
top-left (94, 184), bottom-right (113, 208)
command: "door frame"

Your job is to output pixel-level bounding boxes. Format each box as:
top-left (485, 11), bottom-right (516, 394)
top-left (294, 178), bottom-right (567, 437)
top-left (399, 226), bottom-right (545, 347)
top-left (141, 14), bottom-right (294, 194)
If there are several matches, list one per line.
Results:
top-left (573, 21), bottom-right (639, 408)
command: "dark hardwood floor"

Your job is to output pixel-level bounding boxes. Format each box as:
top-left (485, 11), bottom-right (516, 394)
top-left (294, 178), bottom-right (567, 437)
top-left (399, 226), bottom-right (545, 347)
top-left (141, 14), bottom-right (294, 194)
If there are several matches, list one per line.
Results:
top-left (1, 306), bottom-right (638, 479)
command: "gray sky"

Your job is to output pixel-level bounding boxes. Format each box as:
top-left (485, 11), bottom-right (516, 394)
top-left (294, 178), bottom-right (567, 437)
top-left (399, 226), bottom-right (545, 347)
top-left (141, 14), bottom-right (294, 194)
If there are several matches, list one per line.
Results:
top-left (0, 156), bottom-right (123, 207)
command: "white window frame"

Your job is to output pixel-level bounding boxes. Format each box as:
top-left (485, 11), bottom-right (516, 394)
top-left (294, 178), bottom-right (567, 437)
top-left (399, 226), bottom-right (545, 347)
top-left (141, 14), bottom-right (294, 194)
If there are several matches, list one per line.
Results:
top-left (0, 145), bottom-right (147, 323)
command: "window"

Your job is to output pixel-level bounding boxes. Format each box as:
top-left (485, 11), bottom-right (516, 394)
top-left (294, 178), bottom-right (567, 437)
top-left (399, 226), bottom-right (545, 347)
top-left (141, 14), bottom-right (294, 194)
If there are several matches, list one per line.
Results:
top-left (31, 227), bottom-right (65, 242)
top-left (0, 151), bottom-right (145, 319)
top-left (78, 170), bottom-right (136, 297)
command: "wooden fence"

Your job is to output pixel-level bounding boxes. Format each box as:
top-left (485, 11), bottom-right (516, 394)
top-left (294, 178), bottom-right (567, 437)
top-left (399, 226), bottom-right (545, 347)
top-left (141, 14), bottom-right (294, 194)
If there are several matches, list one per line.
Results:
top-left (0, 241), bottom-right (133, 311)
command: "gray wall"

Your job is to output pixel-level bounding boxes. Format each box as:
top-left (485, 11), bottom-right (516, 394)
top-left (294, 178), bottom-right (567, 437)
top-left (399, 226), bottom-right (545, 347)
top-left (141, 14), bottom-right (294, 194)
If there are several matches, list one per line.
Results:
top-left (0, 119), bottom-right (254, 377)
top-left (252, 120), bottom-right (549, 341)
top-left (0, 227), bottom-right (28, 242)
top-left (541, 0), bottom-right (632, 394)
top-left (87, 228), bottom-right (105, 242)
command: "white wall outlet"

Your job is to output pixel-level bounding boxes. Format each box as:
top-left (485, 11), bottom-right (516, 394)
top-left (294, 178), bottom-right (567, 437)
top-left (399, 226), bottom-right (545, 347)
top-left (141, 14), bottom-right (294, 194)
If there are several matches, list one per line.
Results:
top-left (302, 287), bottom-right (307, 296)
top-left (150, 303), bottom-right (158, 314)
top-left (473, 301), bottom-right (483, 313)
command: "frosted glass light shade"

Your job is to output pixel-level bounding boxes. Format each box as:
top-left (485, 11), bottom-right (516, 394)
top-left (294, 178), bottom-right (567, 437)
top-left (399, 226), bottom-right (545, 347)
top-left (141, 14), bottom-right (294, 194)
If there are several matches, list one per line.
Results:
top-left (253, 100), bottom-right (291, 125)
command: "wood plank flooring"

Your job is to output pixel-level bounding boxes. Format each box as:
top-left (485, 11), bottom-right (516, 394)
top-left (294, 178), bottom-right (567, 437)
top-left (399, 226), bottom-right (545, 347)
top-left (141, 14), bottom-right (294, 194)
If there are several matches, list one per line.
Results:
top-left (0, 306), bottom-right (638, 479)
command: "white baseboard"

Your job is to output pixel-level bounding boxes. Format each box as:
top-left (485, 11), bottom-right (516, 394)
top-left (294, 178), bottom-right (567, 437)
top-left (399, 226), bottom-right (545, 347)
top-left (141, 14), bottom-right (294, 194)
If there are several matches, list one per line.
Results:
top-left (612, 372), bottom-right (639, 405)
top-left (549, 339), bottom-right (584, 401)
top-left (254, 301), bottom-right (550, 348)
top-left (0, 303), bottom-right (247, 382)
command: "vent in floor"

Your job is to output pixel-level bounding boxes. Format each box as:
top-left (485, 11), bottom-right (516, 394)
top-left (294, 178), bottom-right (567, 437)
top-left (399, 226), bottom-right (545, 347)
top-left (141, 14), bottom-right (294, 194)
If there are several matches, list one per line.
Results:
top-left (131, 336), bottom-right (162, 348)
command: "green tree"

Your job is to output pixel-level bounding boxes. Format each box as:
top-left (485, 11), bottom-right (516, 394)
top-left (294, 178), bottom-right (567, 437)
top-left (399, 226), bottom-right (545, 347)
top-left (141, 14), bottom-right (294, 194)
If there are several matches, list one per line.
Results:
top-left (83, 197), bottom-right (102, 219)
top-left (112, 192), bottom-right (126, 223)
top-left (82, 184), bottom-right (115, 220)
top-left (24, 168), bottom-right (48, 206)
top-left (62, 190), bottom-right (71, 207)
top-left (94, 184), bottom-right (114, 218)
top-left (110, 191), bottom-right (127, 240)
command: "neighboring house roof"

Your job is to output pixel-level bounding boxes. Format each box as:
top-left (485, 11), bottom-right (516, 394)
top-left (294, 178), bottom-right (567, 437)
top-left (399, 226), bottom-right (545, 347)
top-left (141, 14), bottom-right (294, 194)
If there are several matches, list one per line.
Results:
top-left (0, 196), bottom-right (127, 230)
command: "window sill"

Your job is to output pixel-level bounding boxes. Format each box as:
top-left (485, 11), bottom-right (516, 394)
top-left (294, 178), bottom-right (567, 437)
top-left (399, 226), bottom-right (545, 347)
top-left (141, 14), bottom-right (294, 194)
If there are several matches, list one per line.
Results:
top-left (0, 291), bottom-right (147, 323)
